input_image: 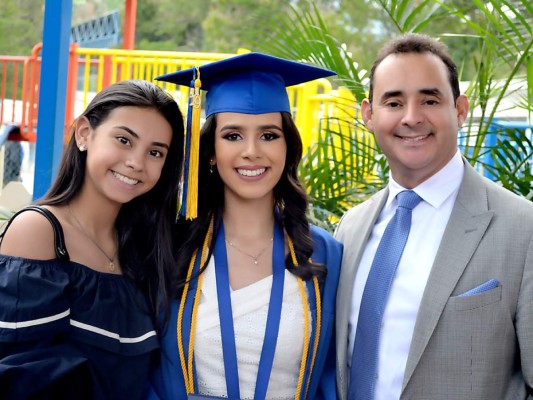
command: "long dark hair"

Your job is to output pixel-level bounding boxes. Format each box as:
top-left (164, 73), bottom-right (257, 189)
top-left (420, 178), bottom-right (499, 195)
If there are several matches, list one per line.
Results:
top-left (173, 112), bottom-right (326, 297)
top-left (39, 80), bottom-right (185, 326)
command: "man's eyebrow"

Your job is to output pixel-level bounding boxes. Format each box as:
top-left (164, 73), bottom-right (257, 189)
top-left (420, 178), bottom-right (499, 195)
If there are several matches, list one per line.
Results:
top-left (420, 88), bottom-right (441, 96)
top-left (379, 88), bottom-right (442, 102)
top-left (380, 90), bottom-right (402, 101)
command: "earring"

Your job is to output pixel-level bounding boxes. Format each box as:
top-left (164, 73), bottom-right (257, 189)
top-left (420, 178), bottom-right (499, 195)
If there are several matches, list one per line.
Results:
top-left (78, 142), bottom-right (87, 152)
top-left (209, 159), bottom-right (215, 174)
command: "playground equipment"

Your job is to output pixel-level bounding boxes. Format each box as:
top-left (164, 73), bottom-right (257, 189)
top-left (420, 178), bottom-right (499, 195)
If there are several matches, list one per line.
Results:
top-left (0, 44), bottom-right (42, 142)
top-left (0, 43), bottom-right (363, 206)
top-left (0, 44), bottom-right (356, 151)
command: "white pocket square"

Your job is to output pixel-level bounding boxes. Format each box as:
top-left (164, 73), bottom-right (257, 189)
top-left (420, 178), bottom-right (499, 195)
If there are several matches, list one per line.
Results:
top-left (458, 279), bottom-right (500, 297)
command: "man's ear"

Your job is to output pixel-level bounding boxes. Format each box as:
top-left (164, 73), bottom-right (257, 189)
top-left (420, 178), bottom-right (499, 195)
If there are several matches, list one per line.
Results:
top-left (361, 98), bottom-right (374, 132)
top-left (456, 95), bottom-right (469, 127)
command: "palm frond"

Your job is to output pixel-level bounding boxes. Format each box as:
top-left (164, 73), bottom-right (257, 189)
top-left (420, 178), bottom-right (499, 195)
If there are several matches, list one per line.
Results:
top-left (257, 2), bottom-right (368, 103)
top-left (255, 0), bottom-right (533, 230)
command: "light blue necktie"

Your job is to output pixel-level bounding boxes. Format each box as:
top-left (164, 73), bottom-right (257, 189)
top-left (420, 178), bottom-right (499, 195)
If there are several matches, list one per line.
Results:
top-left (349, 190), bottom-right (422, 400)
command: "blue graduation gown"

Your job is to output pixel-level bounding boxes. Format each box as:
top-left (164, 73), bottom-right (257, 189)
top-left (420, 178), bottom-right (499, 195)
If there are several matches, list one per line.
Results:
top-left (146, 225), bottom-right (342, 400)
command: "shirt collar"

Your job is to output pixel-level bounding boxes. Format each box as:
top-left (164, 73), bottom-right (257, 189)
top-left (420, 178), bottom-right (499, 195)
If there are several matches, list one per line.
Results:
top-left (387, 150), bottom-right (464, 209)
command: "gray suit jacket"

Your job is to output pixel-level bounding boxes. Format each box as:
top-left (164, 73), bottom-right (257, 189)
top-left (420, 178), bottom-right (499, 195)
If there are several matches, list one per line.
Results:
top-left (335, 160), bottom-right (533, 399)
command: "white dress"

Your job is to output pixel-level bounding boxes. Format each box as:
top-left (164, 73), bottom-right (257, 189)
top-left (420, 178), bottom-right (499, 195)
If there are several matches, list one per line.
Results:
top-left (194, 257), bottom-right (309, 399)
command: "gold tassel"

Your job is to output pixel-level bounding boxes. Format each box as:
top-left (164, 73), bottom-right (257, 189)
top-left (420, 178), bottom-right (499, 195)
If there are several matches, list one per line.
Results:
top-left (186, 67), bottom-right (201, 219)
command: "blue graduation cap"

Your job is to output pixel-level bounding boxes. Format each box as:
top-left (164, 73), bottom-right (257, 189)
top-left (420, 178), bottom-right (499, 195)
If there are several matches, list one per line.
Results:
top-left (156, 52), bottom-right (335, 117)
top-left (155, 52), bottom-right (336, 219)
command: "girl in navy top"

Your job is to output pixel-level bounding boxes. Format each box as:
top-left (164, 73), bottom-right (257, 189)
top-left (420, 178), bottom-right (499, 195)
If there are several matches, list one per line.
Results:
top-left (0, 80), bottom-right (184, 400)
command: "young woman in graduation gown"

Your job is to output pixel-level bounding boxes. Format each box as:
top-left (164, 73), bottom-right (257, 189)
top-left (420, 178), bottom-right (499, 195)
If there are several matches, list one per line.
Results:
top-left (146, 53), bottom-right (343, 400)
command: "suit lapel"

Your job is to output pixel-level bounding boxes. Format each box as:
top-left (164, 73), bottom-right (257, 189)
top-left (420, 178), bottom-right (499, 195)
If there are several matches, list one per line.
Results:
top-left (401, 162), bottom-right (494, 392)
top-left (335, 188), bottom-right (388, 397)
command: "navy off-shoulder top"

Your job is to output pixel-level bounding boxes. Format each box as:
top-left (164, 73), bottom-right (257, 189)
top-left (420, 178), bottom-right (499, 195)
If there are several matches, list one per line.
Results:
top-left (0, 246), bottom-right (159, 399)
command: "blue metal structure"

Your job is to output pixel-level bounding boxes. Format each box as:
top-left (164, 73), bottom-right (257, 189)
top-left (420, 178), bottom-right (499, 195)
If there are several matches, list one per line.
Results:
top-left (483, 119), bottom-right (533, 180)
top-left (458, 118), bottom-right (533, 180)
top-left (33, 0), bottom-right (73, 200)
top-left (71, 11), bottom-right (120, 49)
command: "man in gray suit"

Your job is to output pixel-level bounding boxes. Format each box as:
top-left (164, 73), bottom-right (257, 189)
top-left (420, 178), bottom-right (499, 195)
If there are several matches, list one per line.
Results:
top-left (335, 33), bottom-right (533, 399)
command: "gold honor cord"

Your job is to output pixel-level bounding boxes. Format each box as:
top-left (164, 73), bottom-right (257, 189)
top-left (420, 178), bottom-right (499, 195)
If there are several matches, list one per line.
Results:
top-left (177, 223), bottom-right (321, 400)
top-left (177, 218), bottom-right (213, 394)
top-left (177, 250), bottom-right (196, 393)
top-left (306, 277), bottom-right (321, 399)
top-left (288, 237), bottom-right (321, 400)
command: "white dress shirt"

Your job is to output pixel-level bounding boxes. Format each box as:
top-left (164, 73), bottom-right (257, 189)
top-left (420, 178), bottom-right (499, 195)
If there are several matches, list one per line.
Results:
top-left (348, 151), bottom-right (464, 399)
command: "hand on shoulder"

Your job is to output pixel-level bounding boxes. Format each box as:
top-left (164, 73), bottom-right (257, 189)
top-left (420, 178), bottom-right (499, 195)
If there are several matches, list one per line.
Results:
top-left (0, 208), bottom-right (57, 260)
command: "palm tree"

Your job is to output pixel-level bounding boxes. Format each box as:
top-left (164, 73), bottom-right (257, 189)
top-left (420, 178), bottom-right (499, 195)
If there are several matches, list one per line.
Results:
top-left (258, 0), bottom-right (533, 231)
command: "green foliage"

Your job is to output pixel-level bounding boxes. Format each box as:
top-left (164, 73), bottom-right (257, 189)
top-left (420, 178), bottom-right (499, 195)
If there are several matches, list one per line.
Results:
top-left (72, 0), bottom-right (124, 25)
top-left (300, 117), bottom-right (389, 227)
top-left (201, 0), bottom-right (291, 53)
top-left (133, 0), bottom-right (297, 53)
top-left (479, 125), bottom-right (533, 199)
top-left (0, 0), bottom-right (44, 55)
top-left (448, 0), bottom-right (533, 195)
top-left (0, 0), bottom-right (44, 98)
top-left (257, 2), bottom-right (368, 103)
top-left (136, 0), bottom-right (210, 51)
